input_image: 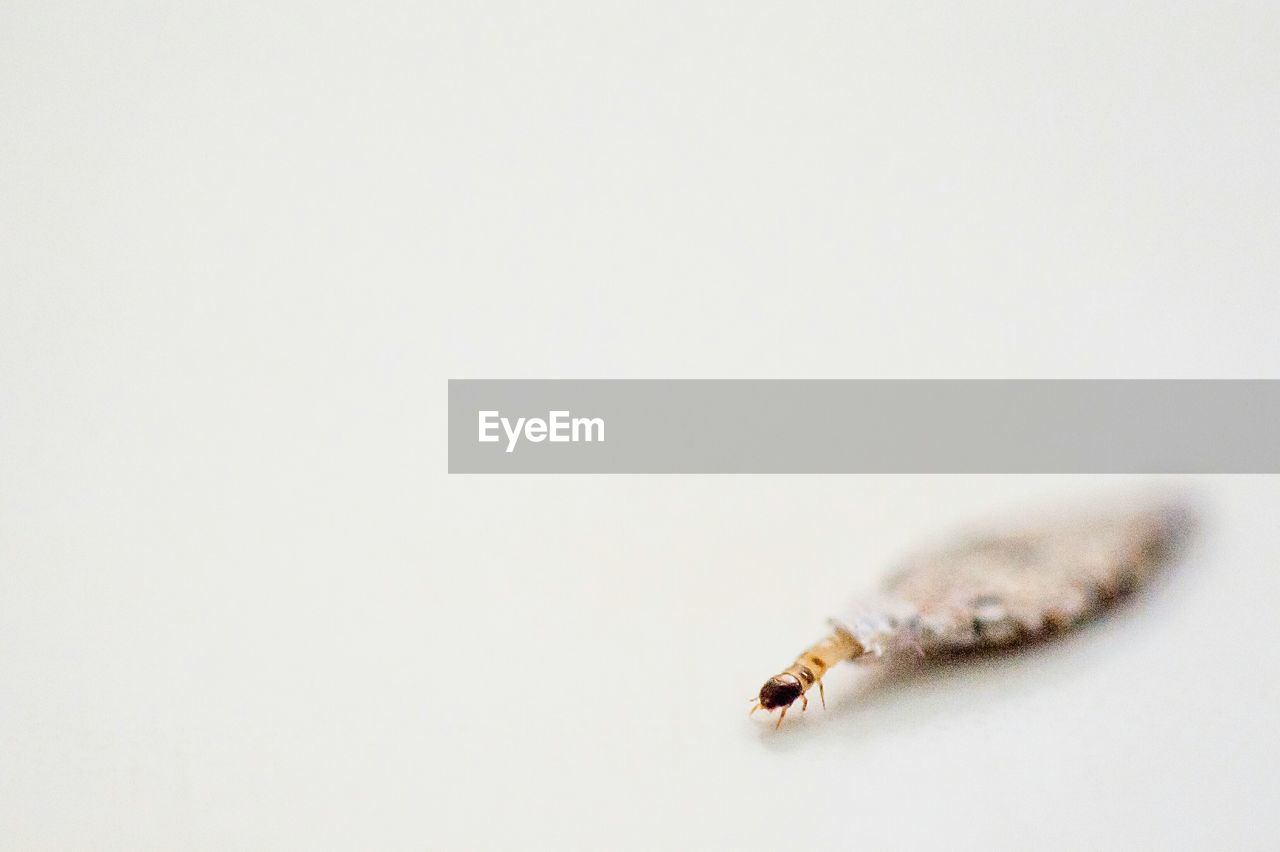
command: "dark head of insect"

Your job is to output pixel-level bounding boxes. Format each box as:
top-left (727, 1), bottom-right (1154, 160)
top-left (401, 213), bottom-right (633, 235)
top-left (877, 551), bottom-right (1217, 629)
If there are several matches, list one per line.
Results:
top-left (758, 675), bottom-right (803, 711)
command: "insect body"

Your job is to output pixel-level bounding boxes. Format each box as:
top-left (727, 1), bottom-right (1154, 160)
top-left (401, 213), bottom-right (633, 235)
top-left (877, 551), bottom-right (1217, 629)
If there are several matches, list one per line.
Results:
top-left (752, 500), bottom-right (1192, 728)
top-left (752, 628), bottom-right (863, 728)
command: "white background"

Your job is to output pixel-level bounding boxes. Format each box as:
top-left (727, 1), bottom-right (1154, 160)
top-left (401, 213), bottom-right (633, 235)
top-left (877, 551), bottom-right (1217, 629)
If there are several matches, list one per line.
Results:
top-left (3, 2), bottom-right (1279, 849)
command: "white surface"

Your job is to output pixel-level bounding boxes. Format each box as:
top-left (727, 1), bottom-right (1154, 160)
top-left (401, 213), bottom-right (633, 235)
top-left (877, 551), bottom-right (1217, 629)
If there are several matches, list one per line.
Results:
top-left (3, 3), bottom-right (1279, 849)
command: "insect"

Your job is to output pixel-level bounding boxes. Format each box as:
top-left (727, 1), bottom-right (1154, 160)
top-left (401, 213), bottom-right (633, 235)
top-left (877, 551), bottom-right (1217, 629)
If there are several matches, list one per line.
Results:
top-left (751, 499), bottom-right (1194, 728)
